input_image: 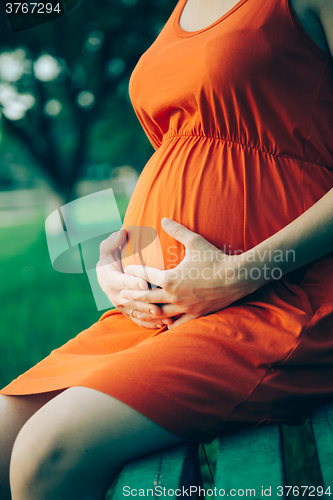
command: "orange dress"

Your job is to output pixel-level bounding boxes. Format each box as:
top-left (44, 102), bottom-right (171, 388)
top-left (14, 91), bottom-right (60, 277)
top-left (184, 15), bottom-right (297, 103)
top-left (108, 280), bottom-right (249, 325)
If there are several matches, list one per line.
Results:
top-left (2, 0), bottom-right (333, 443)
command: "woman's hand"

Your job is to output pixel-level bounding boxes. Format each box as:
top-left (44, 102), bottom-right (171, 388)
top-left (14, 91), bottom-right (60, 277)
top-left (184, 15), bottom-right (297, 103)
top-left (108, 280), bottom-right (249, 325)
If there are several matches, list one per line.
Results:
top-left (96, 228), bottom-right (173, 329)
top-left (121, 218), bottom-right (260, 328)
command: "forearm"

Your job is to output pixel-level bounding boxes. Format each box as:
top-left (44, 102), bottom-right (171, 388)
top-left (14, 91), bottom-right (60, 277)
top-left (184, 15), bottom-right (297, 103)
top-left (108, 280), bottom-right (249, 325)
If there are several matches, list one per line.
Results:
top-left (241, 187), bottom-right (333, 287)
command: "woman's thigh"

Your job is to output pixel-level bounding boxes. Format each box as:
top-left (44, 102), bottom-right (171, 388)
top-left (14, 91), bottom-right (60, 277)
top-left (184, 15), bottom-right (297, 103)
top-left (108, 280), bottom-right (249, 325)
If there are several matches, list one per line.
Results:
top-left (10, 386), bottom-right (188, 500)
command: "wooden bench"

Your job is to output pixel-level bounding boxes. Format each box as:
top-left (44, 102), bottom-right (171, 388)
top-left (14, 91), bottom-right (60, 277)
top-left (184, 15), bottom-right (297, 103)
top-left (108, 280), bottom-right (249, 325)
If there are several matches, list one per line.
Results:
top-left (107, 401), bottom-right (333, 500)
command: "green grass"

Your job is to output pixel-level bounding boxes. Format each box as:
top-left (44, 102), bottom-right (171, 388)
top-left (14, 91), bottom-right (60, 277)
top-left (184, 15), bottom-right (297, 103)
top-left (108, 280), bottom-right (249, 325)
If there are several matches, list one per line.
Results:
top-left (0, 194), bottom-right (130, 388)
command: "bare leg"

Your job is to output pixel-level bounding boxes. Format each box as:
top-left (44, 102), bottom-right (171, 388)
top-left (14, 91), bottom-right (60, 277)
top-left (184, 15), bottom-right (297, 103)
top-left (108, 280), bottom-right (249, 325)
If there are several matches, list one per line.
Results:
top-left (0, 390), bottom-right (64, 500)
top-left (9, 387), bottom-right (188, 500)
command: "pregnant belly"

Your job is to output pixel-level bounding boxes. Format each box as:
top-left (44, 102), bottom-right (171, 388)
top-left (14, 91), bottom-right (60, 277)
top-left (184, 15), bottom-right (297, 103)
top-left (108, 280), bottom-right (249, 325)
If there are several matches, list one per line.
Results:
top-left (121, 135), bottom-right (333, 271)
top-left (121, 135), bottom-right (245, 270)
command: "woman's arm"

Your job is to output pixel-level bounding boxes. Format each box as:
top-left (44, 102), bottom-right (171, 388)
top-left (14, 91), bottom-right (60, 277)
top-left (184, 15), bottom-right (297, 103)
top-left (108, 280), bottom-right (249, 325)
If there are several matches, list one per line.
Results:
top-left (243, 187), bottom-right (333, 285)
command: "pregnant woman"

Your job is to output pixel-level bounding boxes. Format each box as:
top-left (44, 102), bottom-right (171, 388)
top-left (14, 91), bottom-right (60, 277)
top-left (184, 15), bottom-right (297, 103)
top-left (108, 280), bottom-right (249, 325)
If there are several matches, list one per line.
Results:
top-left (1, 0), bottom-right (333, 498)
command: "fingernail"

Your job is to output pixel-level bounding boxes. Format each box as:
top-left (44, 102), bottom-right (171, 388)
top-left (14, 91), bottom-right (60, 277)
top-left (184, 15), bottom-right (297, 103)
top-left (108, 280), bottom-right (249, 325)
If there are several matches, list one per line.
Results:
top-left (156, 324), bottom-right (163, 328)
top-left (138, 282), bottom-right (147, 290)
top-left (120, 291), bottom-right (128, 298)
top-left (161, 217), bottom-right (172, 226)
top-left (150, 309), bottom-right (156, 316)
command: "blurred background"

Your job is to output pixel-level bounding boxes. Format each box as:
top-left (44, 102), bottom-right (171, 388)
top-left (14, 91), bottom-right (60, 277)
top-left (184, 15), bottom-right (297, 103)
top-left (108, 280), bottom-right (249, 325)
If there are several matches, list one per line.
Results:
top-left (0, 0), bottom-right (322, 495)
top-left (0, 0), bottom-right (176, 388)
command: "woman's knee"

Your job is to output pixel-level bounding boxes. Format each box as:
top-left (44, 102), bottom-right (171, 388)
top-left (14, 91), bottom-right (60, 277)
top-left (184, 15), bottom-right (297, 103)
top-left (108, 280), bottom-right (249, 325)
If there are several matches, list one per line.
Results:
top-left (0, 393), bottom-right (62, 495)
top-left (9, 387), bottom-right (128, 499)
top-left (10, 419), bottom-right (99, 500)
top-left (10, 425), bottom-right (65, 499)
top-left (9, 386), bottom-right (187, 500)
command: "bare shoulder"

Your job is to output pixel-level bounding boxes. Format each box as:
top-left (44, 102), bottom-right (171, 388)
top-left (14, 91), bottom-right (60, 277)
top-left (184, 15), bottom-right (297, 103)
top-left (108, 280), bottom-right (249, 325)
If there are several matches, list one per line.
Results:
top-left (304, 0), bottom-right (333, 31)
top-left (307, 0), bottom-right (333, 15)
top-left (309, 0), bottom-right (333, 56)
top-left (290, 0), bottom-right (333, 55)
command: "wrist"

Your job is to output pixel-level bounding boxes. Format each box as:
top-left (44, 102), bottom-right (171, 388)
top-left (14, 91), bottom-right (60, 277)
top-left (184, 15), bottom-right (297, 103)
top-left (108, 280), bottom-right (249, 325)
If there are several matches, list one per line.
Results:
top-left (216, 253), bottom-right (263, 297)
top-left (239, 246), bottom-right (288, 289)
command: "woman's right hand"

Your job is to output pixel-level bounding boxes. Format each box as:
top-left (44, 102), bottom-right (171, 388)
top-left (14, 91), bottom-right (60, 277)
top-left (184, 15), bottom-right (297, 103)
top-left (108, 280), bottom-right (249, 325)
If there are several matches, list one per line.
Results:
top-left (96, 228), bottom-right (173, 329)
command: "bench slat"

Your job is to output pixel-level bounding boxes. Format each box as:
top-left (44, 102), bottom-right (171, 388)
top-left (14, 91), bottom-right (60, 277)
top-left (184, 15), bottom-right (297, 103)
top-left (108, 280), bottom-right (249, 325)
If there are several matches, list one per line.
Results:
top-left (112, 442), bottom-right (200, 500)
top-left (215, 424), bottom-right (286, 499)
top-left (311, 401), bottom-right (333, 492)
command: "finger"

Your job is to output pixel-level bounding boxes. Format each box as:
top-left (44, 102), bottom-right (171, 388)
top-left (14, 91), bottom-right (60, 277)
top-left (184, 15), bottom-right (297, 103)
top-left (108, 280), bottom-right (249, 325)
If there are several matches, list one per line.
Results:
top-left (161, 218), bottom-right (202, 248)
top-left (120, 287), bottom-right (169, 304)
top-left (120, 308), bottom-right (167, 329)
top-left (117, 303), bottom-right (175, 325)
top-left (97, 269), bottom-right (149, 307)
top-left (110, 270), bottom-right (148, 292)
top-left (136, 312), bottom-right (173, 325)
top-left (99, 227), bottom-right (127, 259)
top-left (168, 313), bottom-right (198, 329)
top-left (97, 261), bottom-right (148, 291)
top-left (138, 322), bottom-right (166, 329)
top-left (116, 301), bottom-right (162, 318)
top-left (124, 265), bottom-right (166, 288)
top-left (132, 318), bottom-right (166, 329)
top-left (159, 303), bottom-right (182, 317)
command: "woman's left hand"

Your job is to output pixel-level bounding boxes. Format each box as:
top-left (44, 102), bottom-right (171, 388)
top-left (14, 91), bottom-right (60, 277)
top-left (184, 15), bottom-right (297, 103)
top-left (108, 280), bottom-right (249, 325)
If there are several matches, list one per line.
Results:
top-left (120, 218), bottom-right (260, 328)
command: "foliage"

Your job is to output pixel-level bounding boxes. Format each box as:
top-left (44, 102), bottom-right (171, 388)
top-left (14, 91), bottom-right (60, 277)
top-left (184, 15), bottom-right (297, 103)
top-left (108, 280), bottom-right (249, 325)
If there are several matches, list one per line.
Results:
top-left (0, 0), bottom-right (175, 200)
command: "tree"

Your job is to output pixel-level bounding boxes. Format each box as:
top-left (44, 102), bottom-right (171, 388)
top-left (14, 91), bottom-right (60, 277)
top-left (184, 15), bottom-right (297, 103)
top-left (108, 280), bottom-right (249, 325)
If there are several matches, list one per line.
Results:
top-left (0, 0), bottom-right (175, 201)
